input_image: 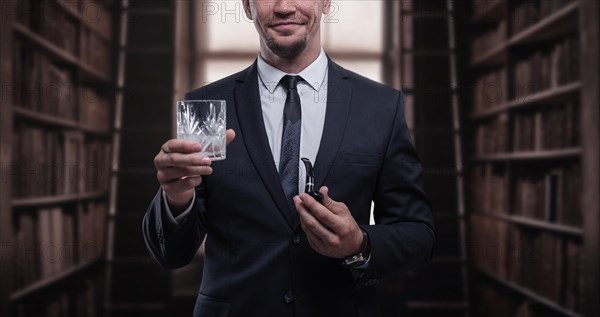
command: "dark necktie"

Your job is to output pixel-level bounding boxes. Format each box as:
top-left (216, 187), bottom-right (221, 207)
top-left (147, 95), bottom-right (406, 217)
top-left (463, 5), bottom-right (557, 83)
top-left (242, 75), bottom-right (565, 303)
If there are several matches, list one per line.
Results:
top-left (279, 75), bottom-right (302, 213)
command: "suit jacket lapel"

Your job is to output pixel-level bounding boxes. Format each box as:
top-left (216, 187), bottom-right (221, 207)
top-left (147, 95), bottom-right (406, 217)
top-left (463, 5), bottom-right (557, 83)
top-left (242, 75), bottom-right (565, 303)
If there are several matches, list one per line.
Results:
top-left (234, 61), bottom-right (296, 229)
top-left (314, 60), bottom-right (352, 189)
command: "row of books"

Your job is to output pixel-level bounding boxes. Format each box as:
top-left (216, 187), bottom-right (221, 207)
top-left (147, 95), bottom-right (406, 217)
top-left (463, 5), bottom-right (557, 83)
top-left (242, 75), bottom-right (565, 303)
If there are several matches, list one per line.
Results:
top-left (473, 282), bottom-right (576, 317)
top-left (13, 41), bottom-right (77, 120)
top-left (471, 0), bottom-right (503, 20)
top-left (16, 0), bottom-right (113, 77)
top-left (80, 0), bottom-right (113, 40)
top-left (470, 214), bottom-right (581, 312)
top-left (472, 35), bottom-right (579, 114)
top-left (469, 162), bottom-right (582, 226)
top-left (513, 102), bottom-right (580, 151)
top-left (80, 27), bottom-right (112, 78)
top-left (80, 86), bottom-right (112, 132)
top-left (473, 101), bottom-right (580, 155)
top-left (472, 68), bottom-right (508, 113)
top-left (13, 273), bottom-right (104, 317)
top-left (13, 42), bottom-right (114, 129)
top-left (471, 20), bottom-right (507, 60)
top-left (512, 0), bottom-right (576, 35)
top-left (12, 123), bottom-right (111, 199)
top-left (474, 113), bottom-right (510, 155)
top-left (17, 0), bottom-right (78, 55)
top-left (512, 163), bottom-right (582, 226)
top-left (512, 36), bottom-right (580, 98)
top-left (13, 202), bottom-right (107, 291)
top-left (470, 164), bottom-right (508, 214)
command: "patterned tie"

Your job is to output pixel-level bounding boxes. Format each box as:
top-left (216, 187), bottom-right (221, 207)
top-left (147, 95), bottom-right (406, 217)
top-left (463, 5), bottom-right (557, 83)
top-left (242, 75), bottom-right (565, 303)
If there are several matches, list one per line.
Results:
top-left (279, 75), bottom-right (302, 214)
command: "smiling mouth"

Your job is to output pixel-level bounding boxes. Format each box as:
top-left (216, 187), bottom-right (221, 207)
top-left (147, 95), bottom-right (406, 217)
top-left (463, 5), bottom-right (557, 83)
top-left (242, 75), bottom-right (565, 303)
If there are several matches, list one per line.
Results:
top-left (270, 21), bottom-right (303, 31)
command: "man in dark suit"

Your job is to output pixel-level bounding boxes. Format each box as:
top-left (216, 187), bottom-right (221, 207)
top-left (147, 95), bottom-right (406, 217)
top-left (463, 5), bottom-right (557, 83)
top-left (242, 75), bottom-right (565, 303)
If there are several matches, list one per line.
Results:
top-left (143, 0), bottom-right (434, 316)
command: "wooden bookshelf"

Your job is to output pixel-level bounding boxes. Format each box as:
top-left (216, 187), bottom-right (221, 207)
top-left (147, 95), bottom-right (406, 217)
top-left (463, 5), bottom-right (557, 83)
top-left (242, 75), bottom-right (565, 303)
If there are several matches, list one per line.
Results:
top-left (0, 0), bottom-right (120, 316)
top-left (470, 43), bottom-right (508, 67)
top-left (13, 106), bottom-right (80, 129)
top-left (475, 268), bottom-right (582, 317)
top-left (10, 258), bottom-right (104, 301)
top-left (472, 148), bottom-right (582, 161)
top-left (508, 1), bottom-right (580, 46)
top-left (12, 191), bottom-right (109, 208)
top-left (461, 0), bottom-right (599, 316)
top-left (474, 211), bottom-right (584, 236)
top-left (471, 0), bottom-right (506, 25)
top-left (470, 82), bottom-right (581, 120)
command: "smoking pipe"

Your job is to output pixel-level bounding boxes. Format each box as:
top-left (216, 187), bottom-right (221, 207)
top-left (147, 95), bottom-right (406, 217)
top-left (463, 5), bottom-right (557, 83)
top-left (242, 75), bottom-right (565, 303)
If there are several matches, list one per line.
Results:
top-left (301, 157), bottom-right (324, 204)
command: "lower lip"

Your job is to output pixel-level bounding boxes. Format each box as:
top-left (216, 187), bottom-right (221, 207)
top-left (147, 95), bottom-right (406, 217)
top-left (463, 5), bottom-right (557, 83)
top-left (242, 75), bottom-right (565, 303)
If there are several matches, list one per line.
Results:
top-left (272, 24), bottom-right (300, 31)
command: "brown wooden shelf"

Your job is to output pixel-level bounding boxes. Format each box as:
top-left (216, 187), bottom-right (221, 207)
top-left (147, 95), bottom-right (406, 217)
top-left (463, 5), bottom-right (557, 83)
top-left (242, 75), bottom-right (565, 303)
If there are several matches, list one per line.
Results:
top-left (13, 23), bottom-right (78, 66)
top-left (53, 0), bottom-right (113, 43)
top-left (14, 23), bottom-right (113, 85)
top-left (474, 267), bottom-right (582, 317)
top-left (474, 211), bottom-right (584, 237)
top-left (470, 82), bottom-right (581, 120)
top-left (79, 62), bottom-right (113, 84)
top-left (10, 258), bottom-right (103, 301)
top-left (508, 1), bottom-right (580, 46)
top-left (470, 43), bottom-right (508, 68)
top-left (472, 148), bottom-right (582, 161)
top-left (12, 190), bottom-right (109, 208)
top-left (471, 0), bottom-right (506, 25)
top-left (470, 1), bottom-right (579, 68)
top-left (52, 0), bottom-right (83, 22)
top-left (80, 124), bottom-right (112, 137)
top-left (13, 106), bottom-right (79, 129)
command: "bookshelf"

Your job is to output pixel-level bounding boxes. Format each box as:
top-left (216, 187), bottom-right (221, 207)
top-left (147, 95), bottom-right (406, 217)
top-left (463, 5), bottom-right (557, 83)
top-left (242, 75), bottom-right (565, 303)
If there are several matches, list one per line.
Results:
top-left (461, 0), bottom-right (599, 316)
top-left (0, 0), bottom-right (120, 316)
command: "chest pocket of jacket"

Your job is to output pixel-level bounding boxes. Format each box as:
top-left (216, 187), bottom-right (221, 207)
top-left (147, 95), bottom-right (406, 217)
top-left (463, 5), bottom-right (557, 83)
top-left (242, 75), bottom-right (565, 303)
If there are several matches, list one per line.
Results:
top-left (340, 151), bottom-right (381, 167)
top-left (323, 151), bottom-right (381, 191)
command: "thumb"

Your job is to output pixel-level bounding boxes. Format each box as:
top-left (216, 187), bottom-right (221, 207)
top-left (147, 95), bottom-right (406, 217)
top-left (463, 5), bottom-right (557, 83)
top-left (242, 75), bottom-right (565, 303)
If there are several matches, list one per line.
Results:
top-left (319, 186), bottom-right (337, 211)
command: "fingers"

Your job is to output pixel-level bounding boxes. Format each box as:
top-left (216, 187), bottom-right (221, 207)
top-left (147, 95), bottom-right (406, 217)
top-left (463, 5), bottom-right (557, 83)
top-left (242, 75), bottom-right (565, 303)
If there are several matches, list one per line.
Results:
top-left (297, 193), bottom-right (342, 231)
top-left (319, 186), bottom-right (335, 209)
top-left (294, 196), bottom-right (338, 243)
top-left (226, 129), bottom-right (236, 145)
top-left (161, 176), bottom-right (203, 194)
top-left (157, 165), bottom-right (213, 183)
top-left (161, 139), bottom-right (202, 154)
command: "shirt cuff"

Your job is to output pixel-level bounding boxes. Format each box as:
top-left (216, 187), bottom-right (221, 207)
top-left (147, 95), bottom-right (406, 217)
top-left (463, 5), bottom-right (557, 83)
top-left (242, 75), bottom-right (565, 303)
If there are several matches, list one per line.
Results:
top-left (162, 189), bottom-right (196, 231)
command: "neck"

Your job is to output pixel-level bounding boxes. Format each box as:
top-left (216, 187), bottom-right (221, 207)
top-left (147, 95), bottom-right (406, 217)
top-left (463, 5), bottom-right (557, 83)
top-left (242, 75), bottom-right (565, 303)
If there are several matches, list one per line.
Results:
top-left (259, 39), bottom-right (322, 74)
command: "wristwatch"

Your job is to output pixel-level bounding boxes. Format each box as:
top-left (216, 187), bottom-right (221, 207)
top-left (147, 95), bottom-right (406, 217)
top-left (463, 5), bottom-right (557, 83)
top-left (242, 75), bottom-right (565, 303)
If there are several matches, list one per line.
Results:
top-left (342, 228), bottom-right (370, 268)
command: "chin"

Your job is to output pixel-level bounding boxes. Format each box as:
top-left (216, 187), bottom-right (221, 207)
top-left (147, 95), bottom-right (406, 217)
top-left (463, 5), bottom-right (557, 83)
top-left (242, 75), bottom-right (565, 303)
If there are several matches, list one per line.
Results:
top-left (266, 36), bottom-right (308, 59)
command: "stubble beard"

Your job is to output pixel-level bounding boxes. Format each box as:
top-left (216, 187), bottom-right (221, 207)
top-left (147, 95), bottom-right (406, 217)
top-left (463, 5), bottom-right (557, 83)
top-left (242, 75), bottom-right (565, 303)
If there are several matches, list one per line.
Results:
top-left (266, 35), bottom-right (308, 59)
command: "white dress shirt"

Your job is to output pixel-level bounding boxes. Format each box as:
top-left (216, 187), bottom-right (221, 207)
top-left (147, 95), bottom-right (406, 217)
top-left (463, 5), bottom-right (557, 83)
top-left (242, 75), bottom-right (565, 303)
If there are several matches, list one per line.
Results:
top-left (164, 49), bottom-right (329, 226)
top-left (257, 49), bottom-right (329, 193)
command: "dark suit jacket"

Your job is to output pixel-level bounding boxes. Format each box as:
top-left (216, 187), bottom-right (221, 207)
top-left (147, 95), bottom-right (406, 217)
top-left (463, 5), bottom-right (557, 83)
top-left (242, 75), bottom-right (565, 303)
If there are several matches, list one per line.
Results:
top-left (143, 59), bottom-right (434, 317)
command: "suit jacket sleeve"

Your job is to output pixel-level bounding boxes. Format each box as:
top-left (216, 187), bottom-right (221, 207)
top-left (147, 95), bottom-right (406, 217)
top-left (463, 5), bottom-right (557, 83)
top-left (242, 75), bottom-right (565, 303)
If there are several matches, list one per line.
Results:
top-left (356, 91), bottom-right (435, 287)
top-left (142, 184), bottom-right (208, 269)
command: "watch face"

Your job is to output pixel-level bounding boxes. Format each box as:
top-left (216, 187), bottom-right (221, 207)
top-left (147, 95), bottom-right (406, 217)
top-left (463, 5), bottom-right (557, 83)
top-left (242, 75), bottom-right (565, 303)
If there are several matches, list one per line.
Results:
top-left (343, 254), bottom-right (366, 268)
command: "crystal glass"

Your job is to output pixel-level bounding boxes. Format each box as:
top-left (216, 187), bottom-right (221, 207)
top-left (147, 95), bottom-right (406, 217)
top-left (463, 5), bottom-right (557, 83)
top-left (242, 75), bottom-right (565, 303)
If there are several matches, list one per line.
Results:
top-left (176, 100), bottom-right (226, 160)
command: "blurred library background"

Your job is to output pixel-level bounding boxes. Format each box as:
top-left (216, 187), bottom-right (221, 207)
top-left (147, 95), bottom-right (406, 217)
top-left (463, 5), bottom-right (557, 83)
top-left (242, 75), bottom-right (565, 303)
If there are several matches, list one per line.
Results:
top-left (0, 0), bottom-right (598, 316)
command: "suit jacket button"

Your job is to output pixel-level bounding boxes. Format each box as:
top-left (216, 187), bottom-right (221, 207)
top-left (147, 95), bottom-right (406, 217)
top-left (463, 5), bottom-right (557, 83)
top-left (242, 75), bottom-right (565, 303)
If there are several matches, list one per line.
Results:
top-left (292, 235), bottom-right (300, 245)
top-left (283, 291), bottom-right (294, 303)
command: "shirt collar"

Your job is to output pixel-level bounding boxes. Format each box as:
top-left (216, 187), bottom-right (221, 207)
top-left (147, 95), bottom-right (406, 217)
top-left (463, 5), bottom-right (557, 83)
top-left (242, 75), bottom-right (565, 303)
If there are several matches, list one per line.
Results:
top-left (257, 49), bottom-right (328, 94)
